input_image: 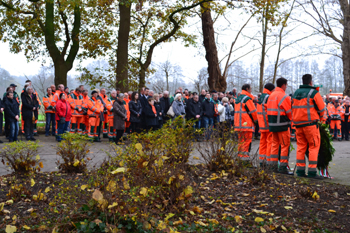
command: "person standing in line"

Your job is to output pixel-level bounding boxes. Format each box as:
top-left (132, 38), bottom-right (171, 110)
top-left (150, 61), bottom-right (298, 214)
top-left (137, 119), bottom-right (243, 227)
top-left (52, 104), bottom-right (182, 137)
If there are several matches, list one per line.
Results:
top-left (113, 94), bottom-right (127, 144)
top-left (343, 100), bottom-right (350, 141)
top-left (234, 84), bottom-right (258, 164)
top-left (257, 83), bottom-right (275, 167)
top-left (160, 91), bottom-right (171, 124)
top-left (87, 90), bottom-right (103, 142)
top-left (153, 93), bottom-right (164, 129)
top-left (21, 86), bottom-right (39, 141)
top-left (43, 87), bottom-right (56, 137)
top-left (202, 93), bottom-right (215, 139)
top-left (129, 92), bottom-right (142, 134)
top-left (267, 78), bottom-right (292, 174)
top-left (292, 74), bottom-right (326, 179)
top-left (55, 93), bottom-right (72, 142)
top-left (4, 92), bottom-right (19, 142)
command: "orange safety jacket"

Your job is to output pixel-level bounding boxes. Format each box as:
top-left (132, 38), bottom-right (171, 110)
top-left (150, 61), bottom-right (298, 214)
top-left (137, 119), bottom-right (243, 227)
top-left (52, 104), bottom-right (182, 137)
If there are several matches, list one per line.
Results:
top-left (82, 95), bottom-right (90, 110)
top-left (257, 88), bottom-right (272, 132)
top-left (106, 97), bottom-right (115, 119)
top-left (328, 104), bottom-right (344, 121)
top-left (68, 91), bottom-right (84, 116)
top-left (43, 94), bottom-right (55, 113)
top-left (267, 87), bottom-right (292, 132)
top-left (292, 85), bottom-right (326, 128)
top-left (234, 90), bottom-right (258, 132)
top-left (87, 96), bottom-right (103, 117)
top-left (52, 90), bottom-right (64, 107)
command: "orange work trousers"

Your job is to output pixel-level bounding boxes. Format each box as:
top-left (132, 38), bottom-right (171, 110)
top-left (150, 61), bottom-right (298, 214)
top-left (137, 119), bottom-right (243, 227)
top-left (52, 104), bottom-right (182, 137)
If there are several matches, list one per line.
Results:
top-left (295, 125), bottom-right (320, 174)
top-left (259, 131), bottom-right (272, 163)
top-left (84, 115), bottom-right (89, 135)
top-left (70, 116), bottom-right (84, 134)
top-left (238, 131), bottom-right (252, 161)
top-left (88, 116), bottom-right (100, 140)
top-left (270, 129), bottom-right (290, 167)
top-left (330, 120), bottom-right (341, 139)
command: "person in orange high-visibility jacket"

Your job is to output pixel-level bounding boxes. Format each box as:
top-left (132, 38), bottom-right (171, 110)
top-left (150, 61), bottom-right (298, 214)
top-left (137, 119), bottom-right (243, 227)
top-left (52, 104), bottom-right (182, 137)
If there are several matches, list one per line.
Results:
top-left (124, 93), bottom-right (131, 133)
top-left (68, 88), bottom-right (84, 134)
top-left (292, 74), bottom-right (326, 179)
top-left (87, 90), bottom-right (104, 142)
top-left (328, 99), bottom-right (344, 140)
top-left (43, 87), bottom-right (56, 136)
top-left (267, 77), bottom-right (292, 174)
top-left (106, 90), bottom-right (117, 142)
top-left (257, 83), bottom-right (275, 166)
top-left (81, 89), bottom-right (90, 135)
top-left (99, 88), bottom-right (109, 138)
top-left (234, 84), bottom-right (258, 163)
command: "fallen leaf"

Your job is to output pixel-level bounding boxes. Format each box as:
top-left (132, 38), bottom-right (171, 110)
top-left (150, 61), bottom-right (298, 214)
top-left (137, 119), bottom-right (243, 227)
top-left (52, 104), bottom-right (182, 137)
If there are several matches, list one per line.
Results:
top-left (5, 225), bottom-right (17, 233)
top-left (45, 187), bottom-right (51, 193)
top-left (189, 211), bottom-right (195, 215)
top-left (140, 187), bottom-right (148, 197)
top-left (5, 200), bottom-right (13, 205)
top-left (36, 155), bottom-right (40, 161)
top-left (165, 213), bottom-right (175, 221)
top-left (94, 219), bottom-right (102, 226)
top-left (184, 186), bottom-right (193, 196)
top-left (92, 189), bottom-right (103, 201)
top-left (73, 160), bottom-right (80, 167)
top-left (111, 167), bottom-right (126, 174)
top-left (209, 219), bottom-right (219, 225)
top-left (328, 209), bottom-right (336, 213)
top-left (106, 180), bottom-right (116, 192)
top-left (242, 193), bottom-right (250, 197)
top-left (234, 215), bottom-right (243, 223)
top-left (81, 185), bottom-right (88, 190)
top-left (108, 202), bottom-right (118, 209)
top-left (0, 202), bottom-right (4, 211)
top-left (22, 225), bottom-right (30, 230)
top-left (39, 162), bottom-right (44, 168)
top-left (284, 206), bottom-right (293, 210)
top-left (281, 225), bottom-right (287, 231)
top-left (260, 226), bottom-right (267, 232)
top-left (31, 179), bottom-right (35, 187)
top-left (255, 217), bottom-right (264, 223)
top-left (193, 156), bottom-right (200, 160)
top-left (195, 221), bottom-right (208, 227)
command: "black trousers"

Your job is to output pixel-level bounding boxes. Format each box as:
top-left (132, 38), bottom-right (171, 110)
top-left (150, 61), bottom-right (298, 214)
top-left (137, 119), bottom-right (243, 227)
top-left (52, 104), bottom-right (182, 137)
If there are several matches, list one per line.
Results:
top-left (115, 130), bottom-right (124, 144)
top-left (24, 118), bottom-right (34, 139)
top-left (342, 119), bottom-right (349, 140)
top-left (130, 122), bottom-right (140, 134)
top-left (0, 113), bottom-right (3, 135)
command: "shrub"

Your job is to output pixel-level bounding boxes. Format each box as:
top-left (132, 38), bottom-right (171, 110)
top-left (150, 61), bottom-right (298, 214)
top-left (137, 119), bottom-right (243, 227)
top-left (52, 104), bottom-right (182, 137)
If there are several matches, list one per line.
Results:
top-left (0, 141), bottom-right (42, 174)
top-left (56, 133), bottom-right (91, 173)
top-left (195, 124), bottom-right (242, 173)
top-left (89, 118), bottom-right (195, 229)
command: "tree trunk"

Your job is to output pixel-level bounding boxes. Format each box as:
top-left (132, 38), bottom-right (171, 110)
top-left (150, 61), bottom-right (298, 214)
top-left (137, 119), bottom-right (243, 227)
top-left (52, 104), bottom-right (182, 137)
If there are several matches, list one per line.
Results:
top-left (139, 65), bottom-right (146, 91)
top-left (116, 2), bottom-right (131, 92)
top-left (54, 59), bottom-right (69, 86)
top-left (201, 3), bottom-right (226, 92)
top-left (166, 70), bottom-right (169, 91)
top-left (342, 19), bottom-right (350, 95)
top-left (259, 10), bottom-right (268, 92)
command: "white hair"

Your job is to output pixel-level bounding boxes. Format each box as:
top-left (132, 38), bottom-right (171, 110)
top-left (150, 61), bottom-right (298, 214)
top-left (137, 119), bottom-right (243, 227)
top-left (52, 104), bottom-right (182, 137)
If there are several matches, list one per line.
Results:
top-left (118, 93), bottom-right (124, 98)
top-left (163, 91), bottom-right (169, 95)
top-left (175, 93), bottom-right (182, 101)
top-left (26, 86), bottom-right (33, 92)
top-left (110, 90), bottom-right (117, 94)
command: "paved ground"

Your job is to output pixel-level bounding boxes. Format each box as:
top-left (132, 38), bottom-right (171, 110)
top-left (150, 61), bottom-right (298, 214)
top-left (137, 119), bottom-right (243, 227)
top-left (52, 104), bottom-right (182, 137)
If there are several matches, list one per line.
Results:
top-left (0, 135), bottom-right (349, 186)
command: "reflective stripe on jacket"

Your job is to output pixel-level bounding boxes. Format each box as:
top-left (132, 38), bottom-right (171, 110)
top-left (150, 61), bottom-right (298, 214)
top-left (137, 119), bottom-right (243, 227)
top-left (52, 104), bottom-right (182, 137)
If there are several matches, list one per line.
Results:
top-left (257, 88), bottom-right (271, 132)
top-left (292, 85), bottom-right (326, 128)
top-left (87, 97), bottom-right (103, 117)
top-left (43, 94), bottom-right (55, 113)
top-left (69, 91), bottom-right (84, 116)
top-left (234, 90), bottom-right (258, 132)
top-left (267, 87), bottom-right (292, 132)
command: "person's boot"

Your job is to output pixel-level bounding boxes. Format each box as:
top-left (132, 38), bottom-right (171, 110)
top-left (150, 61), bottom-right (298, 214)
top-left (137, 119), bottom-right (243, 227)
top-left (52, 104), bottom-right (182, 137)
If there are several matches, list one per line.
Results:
top-left (307, 171), bottom-right (324, 180)
top-left (296, 169), bottom-right (307, 177)
top-left (277, 166), bottom-right (293, 175)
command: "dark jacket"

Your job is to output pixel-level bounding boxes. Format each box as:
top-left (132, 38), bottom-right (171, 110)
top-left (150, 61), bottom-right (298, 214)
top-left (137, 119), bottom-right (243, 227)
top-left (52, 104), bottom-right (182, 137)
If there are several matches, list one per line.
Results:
top-left (129, 100), bottom-right (142, 123)
top-left (143, 103), bottom-right (158, 126)
top-left (160, 97), bottom-right (171, 116)
top-left (113, 100), bottom-right (127, 130)
top-left (154, 101), bottom-right (163, 123)
top-left (21, 92), bottom-right (39, 120)
top-left (201, 98), bottom-right (215, 118)
top-left (187, 98), bottom-right (203, 119)
top-left (199, 94), bottom-right (206, 103)
top-left (4, 98), bottom-right (19, 122)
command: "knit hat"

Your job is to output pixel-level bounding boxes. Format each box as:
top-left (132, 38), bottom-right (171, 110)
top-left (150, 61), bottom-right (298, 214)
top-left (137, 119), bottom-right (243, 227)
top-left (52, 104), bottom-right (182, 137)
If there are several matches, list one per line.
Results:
top-left (91, 90), bottom-right (98, 95)
top-left (264, 83), bottom-right (275, 92)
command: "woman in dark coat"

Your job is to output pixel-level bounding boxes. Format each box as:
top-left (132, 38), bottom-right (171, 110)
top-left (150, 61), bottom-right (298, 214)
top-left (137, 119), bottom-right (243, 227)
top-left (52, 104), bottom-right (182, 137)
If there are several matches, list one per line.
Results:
top-left (153, 93), bottom-right (163, 129)
top-left (144, 98), bottom-right (158, 131)
top-left (128, 92), bottom-right (142, 133)
top-left (21, 86), bottom-right (39, 141)
top-left (113, 93), bottom-right (127, 144)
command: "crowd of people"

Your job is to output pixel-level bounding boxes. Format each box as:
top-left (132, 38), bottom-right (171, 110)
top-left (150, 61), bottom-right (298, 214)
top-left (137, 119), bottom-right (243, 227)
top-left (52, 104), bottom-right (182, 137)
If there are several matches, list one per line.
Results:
top-left (0, 75), bottom-right (344, 180)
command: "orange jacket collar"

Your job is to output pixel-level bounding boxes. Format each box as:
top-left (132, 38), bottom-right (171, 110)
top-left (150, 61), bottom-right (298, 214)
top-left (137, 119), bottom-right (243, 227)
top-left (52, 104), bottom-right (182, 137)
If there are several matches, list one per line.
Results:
top-left (263, 88), bottom-right (272, 95)
top-left (241, 90), bottom-right (254, 99)
top-left (275, 87), bottom-right (285, 94)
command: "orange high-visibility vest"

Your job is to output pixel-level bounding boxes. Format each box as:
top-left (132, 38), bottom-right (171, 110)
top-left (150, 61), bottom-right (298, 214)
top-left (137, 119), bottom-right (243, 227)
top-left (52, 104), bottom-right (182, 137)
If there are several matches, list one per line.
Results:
top-left (267, 87), bottom-right (292, 132)
top-left (234, 90), bottom-right (258, 132)
top-left (292, 85), bottom-right (326, 127)
top-left (87, 97), bottom-right (103, 117)
top-left (257, 88), bottom-right (272, 132)
top-left (43, 94), bottom-right (55, 113)
top-left (68, 91), bottom-right (84, 116)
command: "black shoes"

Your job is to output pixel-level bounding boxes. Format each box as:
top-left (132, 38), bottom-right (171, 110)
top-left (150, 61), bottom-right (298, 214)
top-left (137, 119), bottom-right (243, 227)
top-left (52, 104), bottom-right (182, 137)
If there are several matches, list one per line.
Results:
top-left (0, 140), bottom-right (3, 143)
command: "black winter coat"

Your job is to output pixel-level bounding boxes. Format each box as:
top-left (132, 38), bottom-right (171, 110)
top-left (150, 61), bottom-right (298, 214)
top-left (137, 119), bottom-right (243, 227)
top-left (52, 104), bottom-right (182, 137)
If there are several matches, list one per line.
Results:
top-left (160, 97), bottom-right (171, 116)
top-left (154, 101), bottom-right (163, 123)
top-left (201, 99), bottom-right (215, 118)
top-left (21, 92), bottom-right (39, 120)
top-left (143, 103), bottom-right (158, 126)
top-left (199, 94), bottom-right (206, 103)
top-left (187, 99), bottom-right (203, 119)
top-left (129, 100), bottom-right (142, 123)
top-left (4, 98), bottom-right (20, 122)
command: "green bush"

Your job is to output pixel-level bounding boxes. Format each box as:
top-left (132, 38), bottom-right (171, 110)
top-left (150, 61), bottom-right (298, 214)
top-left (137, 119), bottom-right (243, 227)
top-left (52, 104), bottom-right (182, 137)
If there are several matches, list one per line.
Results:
top-left (0, 141), bottom-right (42, 174)
top-left (56, 133), bottom-right (91, 173)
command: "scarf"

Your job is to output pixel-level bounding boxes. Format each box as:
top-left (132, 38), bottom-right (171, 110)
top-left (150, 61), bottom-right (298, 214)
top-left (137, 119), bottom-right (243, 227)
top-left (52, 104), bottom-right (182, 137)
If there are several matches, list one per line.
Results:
top-left (151, 105), bottom-right (156, 114)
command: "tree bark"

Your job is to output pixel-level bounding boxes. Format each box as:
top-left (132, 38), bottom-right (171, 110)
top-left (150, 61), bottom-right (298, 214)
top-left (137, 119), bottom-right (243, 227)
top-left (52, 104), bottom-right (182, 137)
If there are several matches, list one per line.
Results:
top-left (259, 8), bottom-right (268, 92)
top-left (54, 59), bottom-right (69, 86)
top-left (200, 3), bottom-right (226, 92)
top-left (116, 2), bottom-right (131, 92)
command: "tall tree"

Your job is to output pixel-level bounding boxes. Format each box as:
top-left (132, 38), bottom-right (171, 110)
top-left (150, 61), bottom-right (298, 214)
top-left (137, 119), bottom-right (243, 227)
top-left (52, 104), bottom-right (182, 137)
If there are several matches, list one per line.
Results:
top-left (0, 0), bottom-right (113, 86)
